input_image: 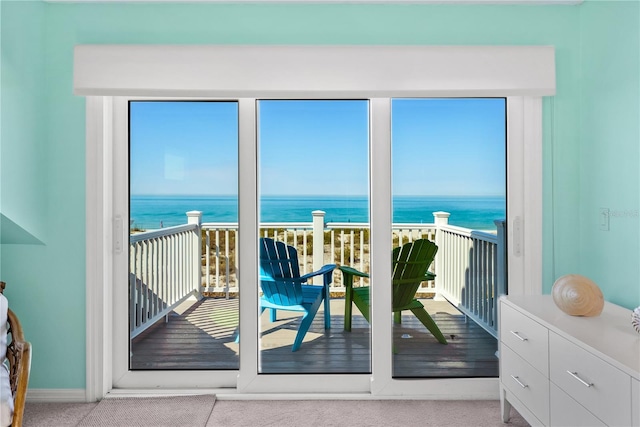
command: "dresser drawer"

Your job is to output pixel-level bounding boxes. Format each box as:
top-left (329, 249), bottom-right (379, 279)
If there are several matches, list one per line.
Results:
top-left (500, 302), bottom-right (549, 375)
top-left (550, 383), bottom-right (605, 427)
top-left (549, 332), bottom-right (632, 427)
top-left (501, 344), bottom-right (549, 425)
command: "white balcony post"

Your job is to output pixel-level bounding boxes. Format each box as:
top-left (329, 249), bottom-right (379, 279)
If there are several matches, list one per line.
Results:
top-left (433, 211), bottom-right (450, 301)
top-left (187, 211), bottom-right (203, 296)
top-left (312, 210), bottom-right (326, 285)
top-left (495, 219), bottom-right (507, 297)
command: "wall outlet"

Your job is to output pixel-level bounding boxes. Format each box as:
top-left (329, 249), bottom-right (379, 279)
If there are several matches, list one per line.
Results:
top-left (599, 208), bottom-right (610, 231)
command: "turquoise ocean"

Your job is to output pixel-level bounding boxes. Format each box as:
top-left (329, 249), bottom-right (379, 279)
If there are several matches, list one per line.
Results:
top-left (130, 195), bottom-right (505, 231)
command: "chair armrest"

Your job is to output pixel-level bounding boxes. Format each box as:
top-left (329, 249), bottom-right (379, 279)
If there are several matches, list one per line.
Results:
top-left (260, 264), bottom-right (336, 287)
top-left (338, 267), bottom-right (430, 282)
top-left (338, 266), bottom-right (369, 279)
top-left (338, 266), bottom-right (369, 292)
top-left (300, 264), bottom-right (337, 286)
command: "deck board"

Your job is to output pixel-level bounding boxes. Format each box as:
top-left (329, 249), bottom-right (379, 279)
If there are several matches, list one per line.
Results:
top-left (131, 297), bottom-right (498, 377)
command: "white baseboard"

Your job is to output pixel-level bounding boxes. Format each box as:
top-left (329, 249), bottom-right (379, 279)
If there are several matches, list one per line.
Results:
top-left (27, 388), bottom-right (87, 402)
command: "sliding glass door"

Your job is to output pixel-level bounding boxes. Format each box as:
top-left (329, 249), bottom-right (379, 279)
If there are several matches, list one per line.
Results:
top-left (256, 100), bottom-right (371, 374)
top-left (390, 98), bottom-right (506, 378)
top-left (112, 95), bottom-right (523, 395)
top-left (123, 98), bottom-right (506, 378)
top-left (128, 101), bottom-right (239, 371)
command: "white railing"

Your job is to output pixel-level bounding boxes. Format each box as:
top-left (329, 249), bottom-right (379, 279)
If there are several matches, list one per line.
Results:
top-left (131, 210), bottom-right (506, 337)
top-left (129, 211), bottom-right (202, 338)
top-left (434, 218), bottom-right (506, 337)
top-left (202, 223), bottom-right (238, 298)
top-left (200, 217), bottom-right (438, 293)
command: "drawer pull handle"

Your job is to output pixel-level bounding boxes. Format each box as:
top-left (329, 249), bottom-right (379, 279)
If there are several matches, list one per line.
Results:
top-left (510, 331), bottom-right (528, 341)
top-left (510, 375), bottom-right (528, 388)
top-left (566, 371), bottom-right (593, 387)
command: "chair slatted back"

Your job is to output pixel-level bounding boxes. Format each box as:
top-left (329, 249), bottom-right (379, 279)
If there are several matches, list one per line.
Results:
top-left (259, 238), bottom-right (304, 306)
top-left (391, 239), bottom-right (438, 309)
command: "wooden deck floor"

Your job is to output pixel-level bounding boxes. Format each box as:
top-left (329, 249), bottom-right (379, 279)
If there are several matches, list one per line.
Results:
top-left (131, 297), bottom-right (498, 378)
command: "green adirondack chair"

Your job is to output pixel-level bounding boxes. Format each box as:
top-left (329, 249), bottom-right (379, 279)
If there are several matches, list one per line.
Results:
top-left (339, 238), bottom-right (448, 345)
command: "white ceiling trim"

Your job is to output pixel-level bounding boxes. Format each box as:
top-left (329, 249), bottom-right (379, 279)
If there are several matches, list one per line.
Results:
top-left (74, 45), bottom-right (556, 97)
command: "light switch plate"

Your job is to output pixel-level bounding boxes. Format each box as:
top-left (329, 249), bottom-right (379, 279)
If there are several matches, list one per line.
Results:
top-left (599, 208), bottom-right (609, 231)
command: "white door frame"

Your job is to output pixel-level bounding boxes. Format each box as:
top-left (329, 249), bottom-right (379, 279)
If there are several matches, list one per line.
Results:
top-left (82, 45), bottom-right (552, 401)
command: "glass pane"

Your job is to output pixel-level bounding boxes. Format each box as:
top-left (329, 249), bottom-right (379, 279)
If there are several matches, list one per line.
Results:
top-left (257, 100), bottom-right (370, 374)
top-left (391, 98), bottom-right (506, 378)
top-left (129, 101), bottom-right (239, 370)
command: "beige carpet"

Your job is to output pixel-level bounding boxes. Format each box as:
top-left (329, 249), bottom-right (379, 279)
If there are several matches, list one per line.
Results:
top-left (206, 400), bottom-right (529, 427)
top-left (24, 396), bottom-right (529, 427)
top-left (77, 394), bottom-right (216, 426)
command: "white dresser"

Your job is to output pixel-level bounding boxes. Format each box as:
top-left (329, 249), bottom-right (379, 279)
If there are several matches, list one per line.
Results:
top-left (499, 295), bottom-right (640, 427)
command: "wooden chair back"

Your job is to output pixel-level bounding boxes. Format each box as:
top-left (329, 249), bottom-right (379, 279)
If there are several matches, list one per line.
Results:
top-left (391, 239), bottom-right (438, 310)
top-left (259, 238), bottom-right (304, 306)
top-left (0, 281), bottom-right (31, 427)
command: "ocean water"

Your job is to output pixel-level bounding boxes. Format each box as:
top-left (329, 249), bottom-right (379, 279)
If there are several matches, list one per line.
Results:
top-left (130, 195), bottom-right (505, 231)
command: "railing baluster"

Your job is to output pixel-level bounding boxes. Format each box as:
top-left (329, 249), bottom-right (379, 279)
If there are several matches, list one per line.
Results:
top-left (484, 240), bottom-right (491, 325)
top-left (359, 230), bottom-right (364, 277)
top-left (292, 229), bottom-right (298, 268)
top-left (151, 237), bottom-right (157, 318)
top-left (180, 231), bottom-right (185, 302)
top-left (162, 236), bottom-right (168, 311)
top-left (467, 237), bottom-right (480, 315)
top-left (471, 236), bottom-right (476, 314)
top-left (204, 230), bottom-right (210, 289)
top-left (181, 231), bottom-right (185, 299)
top-left (130, 244), bottom-right (136, 332)
top-left (137, 242), bottom-right (143, 328)
top-left (340, 229), bottom-right (345, 268)
top-left (234, 229), bottom-right (238, 289)
top-left (215, 229), bottom-right (220, 289)
top-left (350, 229), bottom-right (355, 267)
top-left (142, 241), bottom-right (149, 324)
top-left (170, 233), bottom-right (175, 306)
top-left (492, 242), bottom-right (498, 327)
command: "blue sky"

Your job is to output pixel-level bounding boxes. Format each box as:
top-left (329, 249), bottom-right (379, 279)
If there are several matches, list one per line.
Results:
top-left (130, 98), bottom-right (505, 197)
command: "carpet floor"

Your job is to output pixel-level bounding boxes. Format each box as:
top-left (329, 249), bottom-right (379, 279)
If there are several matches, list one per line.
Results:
top-left (24, 397), bottom-right (530, 427)
top-left (78, 395), bottom-right (216, 426)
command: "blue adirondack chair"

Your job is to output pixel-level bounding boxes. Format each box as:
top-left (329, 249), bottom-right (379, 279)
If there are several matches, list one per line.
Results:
top-left (259, 237), bottom-right (336, 352)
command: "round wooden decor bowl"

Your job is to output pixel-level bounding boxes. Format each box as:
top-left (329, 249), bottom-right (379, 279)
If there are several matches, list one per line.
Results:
top-left (552, 274), bottom-right (604, 317)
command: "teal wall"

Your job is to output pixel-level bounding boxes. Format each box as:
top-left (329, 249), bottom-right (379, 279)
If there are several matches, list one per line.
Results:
top-left (1, 1), bottom-right (637, 390)
top-left (578, 0), bottom-right (640, 310)
top-left (1, 0), bottom-right (87, 389)
top-left (0, 1), bottom-right (47, 242)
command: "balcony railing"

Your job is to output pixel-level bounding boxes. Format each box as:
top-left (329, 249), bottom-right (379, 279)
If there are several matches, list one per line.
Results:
top-left (129, 212), bottom-right (202, 338)
top-left (129, 210), bottom-right (506, 338)
top-left (435, 218), bottom-right (506, 337)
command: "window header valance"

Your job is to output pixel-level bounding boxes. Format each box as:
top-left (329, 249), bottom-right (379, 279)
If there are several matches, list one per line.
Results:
top-left (73, 45), bottom-right (555, 97)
